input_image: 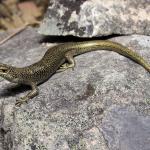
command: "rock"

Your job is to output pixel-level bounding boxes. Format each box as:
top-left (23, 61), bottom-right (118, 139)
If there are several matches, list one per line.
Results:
top-left (0, 28), bottom-right (150, 149)
top-left (102, 106), bottom-right (150, 150)
top-left (39, 0), bottom-right (150, 37)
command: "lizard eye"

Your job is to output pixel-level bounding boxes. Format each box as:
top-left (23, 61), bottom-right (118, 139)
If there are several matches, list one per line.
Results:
top-left (0, 68), bottom-right (8, 73)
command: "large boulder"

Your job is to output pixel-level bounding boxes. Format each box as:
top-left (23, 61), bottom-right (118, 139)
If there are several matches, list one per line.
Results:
top-left (0, 28), bottom-right (150, 149)
top-left (39, 0), bottom-right (150, 37)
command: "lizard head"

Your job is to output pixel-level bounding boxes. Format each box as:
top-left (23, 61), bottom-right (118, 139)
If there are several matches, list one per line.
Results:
top-left (0, 63), bottom-right (19, 83)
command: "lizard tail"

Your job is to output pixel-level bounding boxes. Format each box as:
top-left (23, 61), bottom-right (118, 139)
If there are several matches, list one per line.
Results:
top-left (73, 40), bottom-right (150, 73)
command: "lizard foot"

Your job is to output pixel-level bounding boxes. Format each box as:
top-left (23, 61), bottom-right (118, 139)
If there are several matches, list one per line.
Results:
top-left (15, 97), bottom-right (29, 107)
top-left (57, 63), bottom-right (75, 73)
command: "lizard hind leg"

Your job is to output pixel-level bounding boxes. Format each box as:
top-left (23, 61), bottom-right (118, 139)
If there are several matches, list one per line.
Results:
top-left (57, 50), bottom-right (76, 72)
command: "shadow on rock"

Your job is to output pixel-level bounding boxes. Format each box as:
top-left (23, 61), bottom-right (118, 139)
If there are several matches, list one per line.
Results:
top-left (0, 84), bottom-right (30, 97)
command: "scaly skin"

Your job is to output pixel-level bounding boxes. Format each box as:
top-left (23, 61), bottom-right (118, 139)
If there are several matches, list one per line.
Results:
top-left (0, 40), bottom-right (149, 106)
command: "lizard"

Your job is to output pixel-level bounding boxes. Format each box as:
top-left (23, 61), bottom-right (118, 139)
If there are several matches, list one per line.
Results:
top-left (0, 40), bottom-right (149, 106)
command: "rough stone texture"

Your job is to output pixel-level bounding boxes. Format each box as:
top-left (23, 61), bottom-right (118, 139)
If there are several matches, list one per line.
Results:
top-left (0, 28), bottom-right (150, 149)
top-left (39, 0), bottom-right (150, 37)
top-left (102, 106), bottom-right (150, 150)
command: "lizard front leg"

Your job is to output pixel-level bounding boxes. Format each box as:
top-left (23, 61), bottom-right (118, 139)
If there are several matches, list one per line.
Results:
top-left (57, 50), bottom-right (76, 72)
top-left (15, 82), bottom-right (39, 106)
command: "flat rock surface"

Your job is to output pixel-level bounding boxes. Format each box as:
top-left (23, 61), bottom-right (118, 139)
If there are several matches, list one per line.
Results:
top-left (39, 0), bottom-right (150, 37)
top-left (0, 28), bottom-right (150, 150)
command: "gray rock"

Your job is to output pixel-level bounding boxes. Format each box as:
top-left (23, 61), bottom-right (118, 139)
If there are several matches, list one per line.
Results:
top-left (102, 106), bottom-right (150, 150)
top-left (39, 0), bottom-right (150, 37)
top-left (0, 28), bottom-right (150, 149)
